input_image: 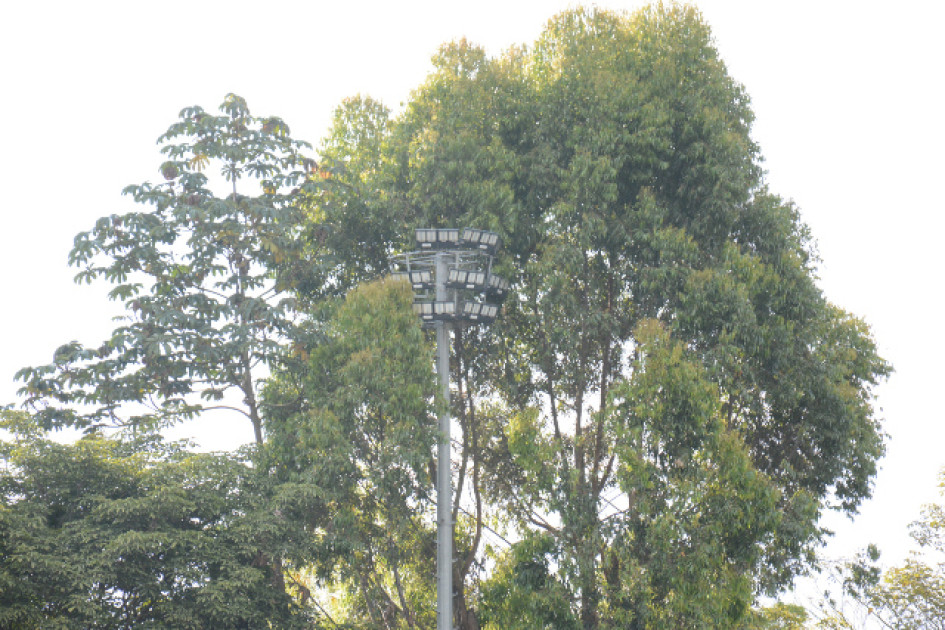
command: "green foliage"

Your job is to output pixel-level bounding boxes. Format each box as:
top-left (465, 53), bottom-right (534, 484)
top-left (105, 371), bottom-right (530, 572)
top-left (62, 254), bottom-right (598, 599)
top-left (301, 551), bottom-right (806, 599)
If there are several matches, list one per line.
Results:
top-left (737, 603), bottom-right (808, 629)
top-left (479, 533), bottom-right (580, 630)
top-left (305, 4), bottom-right (889, 627)
top-left (1, 4), bottom-right (891, 628)
top-left (598, 321), bottom-right (781, 627)
top-left (301, 96), bottom-right (402, 299)
top-left (263, 277), bottom-right (438, 627)
top-left (0, 431), bottom-right (313, 629)
top-left (11, 94), bottom-right (321, 442)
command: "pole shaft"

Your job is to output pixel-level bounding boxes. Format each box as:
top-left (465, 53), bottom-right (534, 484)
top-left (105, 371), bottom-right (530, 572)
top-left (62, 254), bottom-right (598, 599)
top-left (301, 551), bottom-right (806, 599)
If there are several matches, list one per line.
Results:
top-left (435, 253), bottom-right (453, 630)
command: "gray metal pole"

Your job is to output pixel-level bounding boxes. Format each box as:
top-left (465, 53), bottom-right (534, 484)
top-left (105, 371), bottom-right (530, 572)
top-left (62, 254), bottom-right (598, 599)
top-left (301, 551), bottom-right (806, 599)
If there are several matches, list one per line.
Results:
top-left (435, 253), bottom-right (453, 630)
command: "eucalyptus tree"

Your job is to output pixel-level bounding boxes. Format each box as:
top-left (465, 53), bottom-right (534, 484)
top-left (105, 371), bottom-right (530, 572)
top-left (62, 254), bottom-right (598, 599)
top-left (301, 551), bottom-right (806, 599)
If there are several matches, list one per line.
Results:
top-left (303, 5), bottom-right (889, 628)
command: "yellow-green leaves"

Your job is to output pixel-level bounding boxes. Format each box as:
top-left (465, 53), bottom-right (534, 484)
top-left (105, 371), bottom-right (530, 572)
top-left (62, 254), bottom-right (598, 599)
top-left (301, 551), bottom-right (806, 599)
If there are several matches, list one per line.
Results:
top-left (605, 322), bottom-right (783, 625)
top-left (301, 4), bottom-right (890, 625)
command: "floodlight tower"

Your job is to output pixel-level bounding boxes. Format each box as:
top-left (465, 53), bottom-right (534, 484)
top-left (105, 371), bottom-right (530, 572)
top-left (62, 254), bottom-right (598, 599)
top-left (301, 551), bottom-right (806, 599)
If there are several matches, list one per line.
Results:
top-left (392, 228), bottom-right (507, 630)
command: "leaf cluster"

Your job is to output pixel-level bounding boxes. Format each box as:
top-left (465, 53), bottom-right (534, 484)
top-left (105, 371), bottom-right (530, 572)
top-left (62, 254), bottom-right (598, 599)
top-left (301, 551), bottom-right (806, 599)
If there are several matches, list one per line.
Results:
top-left (0, 433), bottom-right (314, 629)
top-left (262, 278), bottom-right (439, 626)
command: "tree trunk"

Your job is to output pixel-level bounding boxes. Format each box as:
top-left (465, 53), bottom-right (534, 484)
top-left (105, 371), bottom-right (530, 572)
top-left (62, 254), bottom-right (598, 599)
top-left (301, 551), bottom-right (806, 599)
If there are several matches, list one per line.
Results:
top-left (454, 562), bottom-right (481, 630)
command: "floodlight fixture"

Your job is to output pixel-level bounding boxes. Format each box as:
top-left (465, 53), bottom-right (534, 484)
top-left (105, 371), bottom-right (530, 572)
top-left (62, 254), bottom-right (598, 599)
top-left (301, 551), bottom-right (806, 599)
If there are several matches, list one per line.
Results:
top-left (413, 300), bottom-right (458, 322)
top-left (416, 228), bottom-right (462, 250)
top-left (461, 300), bottom-right (499, 323)
top-left (485, 273), bottom-right (509, 300)
top-left (409, 270), bottom-right (434, 289)
top-left (447, 268), bottom-right (488, 291)
top-left (395, 226), bottom-right (507, 630)
top-left (433, 300), bottom-right (456, 318)
top-left (460, 227), bottom-right (500, 254)
top-left (394, 270), bottom-right (434, 289)
top-left (412, 302), bottom-right (434, 318)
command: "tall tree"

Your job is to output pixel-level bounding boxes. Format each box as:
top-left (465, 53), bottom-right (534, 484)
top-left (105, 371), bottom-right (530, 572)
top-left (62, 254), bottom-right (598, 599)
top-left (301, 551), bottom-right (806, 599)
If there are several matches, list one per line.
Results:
top-left (2, 5), bottom-right (891, 628)
top-left (0, 277), bottom-right (433, 629)
top-left (13, 94), bottom-right (319, 443)
top-left (262, 277), bottom-right (439, 628)
top-left (304, 5), bottom-right (889, 628)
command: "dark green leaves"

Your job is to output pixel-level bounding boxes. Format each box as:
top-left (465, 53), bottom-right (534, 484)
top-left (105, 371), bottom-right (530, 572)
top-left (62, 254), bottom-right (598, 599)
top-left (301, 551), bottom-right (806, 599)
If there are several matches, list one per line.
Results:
top-left (0, 434), bottom-right (312, 629)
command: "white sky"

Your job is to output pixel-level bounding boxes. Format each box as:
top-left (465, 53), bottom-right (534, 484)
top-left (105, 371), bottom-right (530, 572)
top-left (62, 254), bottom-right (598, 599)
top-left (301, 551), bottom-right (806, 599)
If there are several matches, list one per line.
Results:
top-left (2, 0), bottom-right (943, 601)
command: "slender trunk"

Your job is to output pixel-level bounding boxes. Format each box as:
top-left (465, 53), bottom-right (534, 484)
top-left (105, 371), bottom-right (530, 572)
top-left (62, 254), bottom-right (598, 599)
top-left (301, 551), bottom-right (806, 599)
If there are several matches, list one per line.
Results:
top-left (576, 260), bottom-right (601, 629)
top-left (359, 572), bottom-right (385, 629)
top-left (592, 281), bottom-right (614, 493)
top-left (391, 551), bottom-right (416, 629)
top-left (453, 328), bottom-right (469, 522)
top-left (453, 329), bottom-right (483, 630)
top-left (241, 348), bottom-right (264, 445)
top-left (580, 561), bottom-right (600, 629)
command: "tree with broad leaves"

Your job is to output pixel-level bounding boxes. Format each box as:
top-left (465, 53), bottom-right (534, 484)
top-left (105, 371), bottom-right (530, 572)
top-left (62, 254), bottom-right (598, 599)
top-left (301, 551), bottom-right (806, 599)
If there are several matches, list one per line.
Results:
top-left (12, 93), bottom-right (320, 444)
top-left (0, 426), bottom-right (320, 629)
top-left (0, 277), bottom-right (435, 628)
top-left (298, 5), bottom-right (890, 628)
top-left (2, 4), bottom-right (892, 628)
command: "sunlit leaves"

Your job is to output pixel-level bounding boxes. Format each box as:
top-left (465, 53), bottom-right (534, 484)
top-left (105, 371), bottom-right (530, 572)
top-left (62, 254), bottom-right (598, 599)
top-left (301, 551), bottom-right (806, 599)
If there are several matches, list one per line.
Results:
top-left (262, 278), bottom-right (438, 626)
top-left (0, 3), bottom-right (892, 627)
top-left (819, 471), bottom-right (945, 629)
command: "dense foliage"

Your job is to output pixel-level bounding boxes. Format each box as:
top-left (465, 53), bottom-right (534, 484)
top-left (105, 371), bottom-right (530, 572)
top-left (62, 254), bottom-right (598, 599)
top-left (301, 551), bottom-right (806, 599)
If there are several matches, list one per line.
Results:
top-left (0, 430), bottom-right (313, 629)
top-left (263, 278), bottom-right (440, 626)
top-left (300, 5), bottom-right (888, 627)
top-left (1, 4), bottom-right (889, 629)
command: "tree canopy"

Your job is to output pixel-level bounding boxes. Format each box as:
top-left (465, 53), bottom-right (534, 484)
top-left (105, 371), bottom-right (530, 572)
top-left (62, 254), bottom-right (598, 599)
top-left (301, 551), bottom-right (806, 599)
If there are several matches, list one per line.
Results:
top-left (14, 93), bottom-right (319, 444)
top-left (299, 4), bottom-right (888, 627)
top-left (1, 4), bottom-right (889, 629)
top-left (0, 431), bottom-right (312, 629)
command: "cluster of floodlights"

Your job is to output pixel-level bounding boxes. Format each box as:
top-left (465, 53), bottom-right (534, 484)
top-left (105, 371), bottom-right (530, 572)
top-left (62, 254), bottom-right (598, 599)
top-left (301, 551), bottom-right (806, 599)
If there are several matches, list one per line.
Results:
top-left (412, 300), bottom-right (500, 323)
top-left (416, 227), bottom-right (502, 255)
top-left (393, 228), bottom-right (508, 326)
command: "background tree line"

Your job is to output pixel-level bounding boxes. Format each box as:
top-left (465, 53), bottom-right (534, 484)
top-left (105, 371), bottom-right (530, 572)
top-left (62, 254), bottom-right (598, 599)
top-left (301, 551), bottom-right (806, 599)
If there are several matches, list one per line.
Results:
top-left (1, 5), bottom-right (890, 629)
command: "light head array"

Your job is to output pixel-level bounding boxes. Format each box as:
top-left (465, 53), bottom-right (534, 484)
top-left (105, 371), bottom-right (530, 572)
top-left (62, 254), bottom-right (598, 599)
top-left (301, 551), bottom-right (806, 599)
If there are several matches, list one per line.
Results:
top-left (416, 227), bottom-right (501, 255)
top-left (396, 227), bottom-right (506, 328)
top-left (392, 270), bottom-right (435, 290)
top-left (412, 300), bottom-right (499, 325)
top-left (416, 228), bottom-right (461, 250)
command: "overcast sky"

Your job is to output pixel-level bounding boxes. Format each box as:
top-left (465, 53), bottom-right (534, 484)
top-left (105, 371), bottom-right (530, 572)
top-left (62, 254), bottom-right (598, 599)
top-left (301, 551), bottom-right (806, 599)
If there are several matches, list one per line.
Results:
top-left (2, 0), bottom-right (943, 601)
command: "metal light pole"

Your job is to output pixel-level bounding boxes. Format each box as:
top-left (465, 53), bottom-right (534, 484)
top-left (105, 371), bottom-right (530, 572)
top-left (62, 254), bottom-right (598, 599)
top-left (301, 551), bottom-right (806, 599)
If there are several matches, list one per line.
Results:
top-left (434, 251), bottom-right (452, 630)
top-left (393, 228), bottom-right (506, 630)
